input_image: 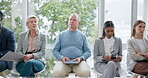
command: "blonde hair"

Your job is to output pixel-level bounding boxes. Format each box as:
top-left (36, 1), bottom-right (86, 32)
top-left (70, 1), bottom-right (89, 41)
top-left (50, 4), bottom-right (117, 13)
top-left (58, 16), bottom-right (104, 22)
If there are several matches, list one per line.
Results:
top-left (26, 15), bottom-right (38, 25)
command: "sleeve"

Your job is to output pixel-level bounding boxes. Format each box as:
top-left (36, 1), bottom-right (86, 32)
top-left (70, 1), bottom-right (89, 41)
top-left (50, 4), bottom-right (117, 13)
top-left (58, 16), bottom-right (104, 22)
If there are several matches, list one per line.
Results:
top-left (80, 35), bottom-right (91, 60)
top-left (93, 39), bottom-right (104, 62)
top-left (53, 34), bottom-right (64, 61)
top-left (32, 34), bottom-right (46, 59)
top-left (118, 38), bottom-right (122, 56)
top-left (16, 33), bottom-right (24, 55)
top-left (127, 39), bottom-right (144, 61)
top-left (7, 31), bottom-right (15, 53)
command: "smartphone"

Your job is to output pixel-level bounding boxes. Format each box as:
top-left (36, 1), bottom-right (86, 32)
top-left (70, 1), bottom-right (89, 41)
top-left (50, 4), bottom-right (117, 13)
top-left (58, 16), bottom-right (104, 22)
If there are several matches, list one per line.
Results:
top-left (111, 56), bottom-right (116, 59)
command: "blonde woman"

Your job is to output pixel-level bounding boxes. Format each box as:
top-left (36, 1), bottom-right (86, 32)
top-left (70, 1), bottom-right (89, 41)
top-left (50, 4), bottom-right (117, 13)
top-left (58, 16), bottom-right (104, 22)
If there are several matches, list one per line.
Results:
top-left (16, 15), bottom-right (46, 77)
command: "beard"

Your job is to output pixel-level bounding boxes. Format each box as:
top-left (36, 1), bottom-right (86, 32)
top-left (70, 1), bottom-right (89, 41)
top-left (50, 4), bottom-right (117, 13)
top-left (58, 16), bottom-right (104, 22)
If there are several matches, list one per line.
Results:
top-left (70, 26), bottom-right (77, 29)
top-left (69, 25), bottom-right (78, 29)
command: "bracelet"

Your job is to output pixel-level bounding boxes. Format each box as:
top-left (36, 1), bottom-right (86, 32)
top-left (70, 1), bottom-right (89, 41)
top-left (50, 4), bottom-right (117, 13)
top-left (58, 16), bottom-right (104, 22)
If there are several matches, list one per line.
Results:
top-left (80, 57), bottom-right (84, 61)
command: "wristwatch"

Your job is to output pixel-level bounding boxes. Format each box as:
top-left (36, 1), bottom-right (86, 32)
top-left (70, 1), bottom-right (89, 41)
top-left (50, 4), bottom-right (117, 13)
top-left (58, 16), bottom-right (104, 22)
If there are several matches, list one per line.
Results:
top-left (80, 57), bottom-right (84, 61)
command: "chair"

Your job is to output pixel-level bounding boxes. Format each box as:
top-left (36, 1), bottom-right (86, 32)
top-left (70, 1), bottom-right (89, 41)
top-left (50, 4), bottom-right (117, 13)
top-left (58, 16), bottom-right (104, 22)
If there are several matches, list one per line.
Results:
top-left (97, 73), bottom-right (103, 78)
top-left (68, 73), bottom-right (76, 77)
top-left (132, 73), bottom-right (147, 78)
top-left (93, 69), bottom-right (102, 78)
top-left (127, 70), bottom-right (147, 78)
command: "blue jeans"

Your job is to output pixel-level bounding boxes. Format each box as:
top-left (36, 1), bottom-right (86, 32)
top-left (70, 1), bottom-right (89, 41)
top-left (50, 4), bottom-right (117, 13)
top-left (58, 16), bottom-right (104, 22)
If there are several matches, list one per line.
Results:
top-left (16, 60), bottom-right (45, 77)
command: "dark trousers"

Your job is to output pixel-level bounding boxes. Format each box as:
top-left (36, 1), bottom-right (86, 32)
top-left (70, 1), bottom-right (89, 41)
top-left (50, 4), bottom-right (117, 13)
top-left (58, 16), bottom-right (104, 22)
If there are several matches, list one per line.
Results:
top-left (0, 61), bottom-right (7, 72)
top-left (16, 60), bottom-right (45, 77)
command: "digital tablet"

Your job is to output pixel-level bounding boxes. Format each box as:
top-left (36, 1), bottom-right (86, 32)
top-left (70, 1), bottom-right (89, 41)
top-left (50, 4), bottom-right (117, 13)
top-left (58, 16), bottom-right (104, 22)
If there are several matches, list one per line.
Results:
top-left (65, 60), bottom-right (79, 64)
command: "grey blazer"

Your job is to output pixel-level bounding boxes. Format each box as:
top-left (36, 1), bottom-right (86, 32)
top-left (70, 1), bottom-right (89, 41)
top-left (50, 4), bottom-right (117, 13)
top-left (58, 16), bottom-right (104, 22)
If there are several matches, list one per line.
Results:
top-left (127, 37), bottom-right (148, 71)
top-left (93, 37), bottom-right (122, 72)
top-left (16, 31), bottom-right (46, 63)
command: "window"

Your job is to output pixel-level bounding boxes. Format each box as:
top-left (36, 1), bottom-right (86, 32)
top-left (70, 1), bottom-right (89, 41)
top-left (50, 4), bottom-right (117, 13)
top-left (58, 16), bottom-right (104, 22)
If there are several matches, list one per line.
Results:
top-left (105, 0), bottom-right (131, 45)
top-left (0, 0), bottom-right (97, 76)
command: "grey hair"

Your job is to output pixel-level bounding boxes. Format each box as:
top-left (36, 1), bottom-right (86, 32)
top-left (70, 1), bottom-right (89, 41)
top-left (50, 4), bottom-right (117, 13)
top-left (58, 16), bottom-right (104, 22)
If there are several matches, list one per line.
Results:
top-left (69, 13), bottom-right (80, 21)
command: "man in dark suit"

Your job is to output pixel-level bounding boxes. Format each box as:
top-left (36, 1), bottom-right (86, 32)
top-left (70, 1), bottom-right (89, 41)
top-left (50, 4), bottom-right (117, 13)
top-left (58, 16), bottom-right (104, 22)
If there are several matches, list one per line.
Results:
top-left (0, 11), bottom-right (15, 73)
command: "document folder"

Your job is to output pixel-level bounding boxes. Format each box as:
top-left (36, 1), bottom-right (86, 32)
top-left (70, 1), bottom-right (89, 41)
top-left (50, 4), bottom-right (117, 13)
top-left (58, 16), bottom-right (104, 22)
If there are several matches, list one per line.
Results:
top-left (0, 51), bottom-right (23, 61)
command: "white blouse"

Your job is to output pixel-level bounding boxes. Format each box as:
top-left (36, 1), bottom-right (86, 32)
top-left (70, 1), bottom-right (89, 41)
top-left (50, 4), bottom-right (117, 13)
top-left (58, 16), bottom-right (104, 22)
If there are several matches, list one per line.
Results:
top-left (135, 38), bottom-right (145, 52)
top-left (103, 36), bottom-right (115, 56)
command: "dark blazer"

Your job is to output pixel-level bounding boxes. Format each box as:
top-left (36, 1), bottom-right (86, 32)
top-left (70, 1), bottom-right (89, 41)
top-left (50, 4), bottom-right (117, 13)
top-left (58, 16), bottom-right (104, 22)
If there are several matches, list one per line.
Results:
top-left (0, 26), bottom-right (15, 70)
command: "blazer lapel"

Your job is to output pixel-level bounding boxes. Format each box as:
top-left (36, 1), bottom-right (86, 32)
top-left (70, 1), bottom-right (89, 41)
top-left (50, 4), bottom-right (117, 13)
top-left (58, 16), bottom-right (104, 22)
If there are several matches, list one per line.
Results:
top-left (113, 37), bottom-right (116, 55)
top-left (131, 37), bottom-right (141, 52)
top-left (35, 32), bottom-right (41, 52)
top-left (142, 38), bottom-right (148, 53)
top-left (100, 39), bottom-right (105, 56)
top-left (0, 27), bottom-right (5, 44)
top-left (24, 31), bottom-right (29, 53)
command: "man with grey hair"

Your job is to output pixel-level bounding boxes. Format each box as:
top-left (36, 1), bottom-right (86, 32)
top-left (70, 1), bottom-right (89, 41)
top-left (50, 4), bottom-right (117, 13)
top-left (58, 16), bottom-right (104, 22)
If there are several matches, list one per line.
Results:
top-left (0, 11), bottom-right (15, 74)
top-left (52, 13), bottom-right (91, 77)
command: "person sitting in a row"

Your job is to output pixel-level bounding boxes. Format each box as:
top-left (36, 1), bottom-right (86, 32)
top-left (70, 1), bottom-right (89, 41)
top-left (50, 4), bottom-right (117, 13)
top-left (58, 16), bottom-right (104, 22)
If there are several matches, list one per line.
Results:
top-left (52, 13), bottom-right (91, 77)
top-left (15, 15), bottom-right (46, 77)
top-left (0, 11), bottom-right (15, 75)
top-left (94, 21), bottom-right (122, 78)
top-left (127, 20), bottom-right (148, 76)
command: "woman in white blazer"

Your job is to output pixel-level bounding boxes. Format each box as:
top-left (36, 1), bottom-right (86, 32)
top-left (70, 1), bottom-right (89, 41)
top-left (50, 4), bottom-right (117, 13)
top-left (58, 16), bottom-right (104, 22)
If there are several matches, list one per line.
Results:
top-left (127, 20), bottom-right (148, 76)
top-left (94, 21), bottom-right (122, 78)
top-left (16, 15), bottom-right (46, 77)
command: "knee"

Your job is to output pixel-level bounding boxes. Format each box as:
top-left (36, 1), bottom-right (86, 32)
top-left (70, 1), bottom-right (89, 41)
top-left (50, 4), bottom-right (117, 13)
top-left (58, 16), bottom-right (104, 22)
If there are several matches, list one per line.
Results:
top-left (25, 60), bottom-right (33, 66)
top-left (0, 62), bottom-right (6, 72)
top-left (106, 61), bottom-right (117, 70)
top-left (52, 69), bottom-right (67, 77)
top-left (107, 61), bottom-right (116, 66)
top-left (77, 69), bottom-right (90, 77)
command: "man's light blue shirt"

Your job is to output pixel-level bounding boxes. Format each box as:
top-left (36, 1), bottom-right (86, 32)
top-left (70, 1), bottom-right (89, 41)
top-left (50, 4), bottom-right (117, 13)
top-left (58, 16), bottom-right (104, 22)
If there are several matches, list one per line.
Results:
top-left (53, 30), bottom-right (91, 61)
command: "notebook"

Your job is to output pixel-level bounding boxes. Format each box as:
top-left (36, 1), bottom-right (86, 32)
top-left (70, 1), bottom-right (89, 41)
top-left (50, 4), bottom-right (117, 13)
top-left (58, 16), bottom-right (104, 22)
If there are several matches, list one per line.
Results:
top-left (0, 51), bottom-right (23, 61)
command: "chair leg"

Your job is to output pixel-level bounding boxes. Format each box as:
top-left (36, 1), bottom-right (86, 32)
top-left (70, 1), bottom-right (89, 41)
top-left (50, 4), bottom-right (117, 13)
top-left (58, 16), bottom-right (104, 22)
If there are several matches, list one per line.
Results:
top-left (133, 74), bottom-right (138, 78)
top-left (97, 73), bottom-right (102, 78)
top-left (0, 72), bottom-right (6, 77)
top-left (35, 73), bottom-right (40, 77)
top-left (69, 73), bottom-right (76, 77)
top-left (140, 76), bottom-right (144, 78)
